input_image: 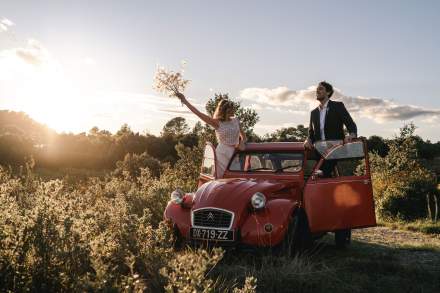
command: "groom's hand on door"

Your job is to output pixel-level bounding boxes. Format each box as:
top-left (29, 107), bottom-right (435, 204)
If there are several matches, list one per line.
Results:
top-left (304, 138), bottom-right (313, 150)
top-left (343, 133), bottom-right (357, 144)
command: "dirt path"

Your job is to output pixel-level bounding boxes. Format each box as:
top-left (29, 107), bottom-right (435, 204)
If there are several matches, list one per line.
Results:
top-left (352, 226), bottom-right (440, 268)
top-left (353, 226), bottom-right (440, 248)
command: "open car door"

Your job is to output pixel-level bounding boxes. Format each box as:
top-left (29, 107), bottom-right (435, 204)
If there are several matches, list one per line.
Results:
top-left (304, 139), bottom-right (376, 233)
top-left (198, 143), bottom-right (217, 187)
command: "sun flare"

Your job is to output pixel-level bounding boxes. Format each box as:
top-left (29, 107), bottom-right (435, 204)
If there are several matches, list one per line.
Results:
top-left (16, 66), bottom-right (90, 133)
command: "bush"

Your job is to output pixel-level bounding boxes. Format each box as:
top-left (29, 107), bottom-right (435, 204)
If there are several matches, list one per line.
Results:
top-left (0, 162), bottom-right (179, 292)
top-left (0, 138), bottom-right (258, 292)
top-left (161, 248), bottom-right (224, 293)
top-left (113, 152), bottom-right (162, 178)
top-left (368, 124), bottom-right (438, 221)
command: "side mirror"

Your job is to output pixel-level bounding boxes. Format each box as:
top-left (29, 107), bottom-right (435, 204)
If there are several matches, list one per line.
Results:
top-left (311, 170), bottom-right (324, 180)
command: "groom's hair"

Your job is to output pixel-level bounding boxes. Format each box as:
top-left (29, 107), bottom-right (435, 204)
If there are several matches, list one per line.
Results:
top-left (319, 81), bottom-right (334, 98)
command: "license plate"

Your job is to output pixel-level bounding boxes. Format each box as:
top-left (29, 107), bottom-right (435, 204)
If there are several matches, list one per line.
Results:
top-left (190, 228), bottom-right (234, 241)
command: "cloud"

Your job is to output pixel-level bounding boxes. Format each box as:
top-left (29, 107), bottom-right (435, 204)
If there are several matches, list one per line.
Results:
top-left (0, 18), bottom-right (49, 68)
top-left (241, 86), bottom-right (315, 106)
top-left (0, 39), bottom-right (54, 82)
top-left (15, 39), bottom-right (49, 66)
top-left (0, 18), bottom-right (50, 77)
top-left (0, 18), bottom-right (14, 32)
top-left (239, 86), bottom-right (440, 123)
top-left (0, 39), bottom-right (50, 68)
top-left (1, 18), bottom-right (14, 26)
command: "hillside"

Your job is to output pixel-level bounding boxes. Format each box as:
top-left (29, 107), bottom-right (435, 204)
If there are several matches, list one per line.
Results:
top-left (0, 110), bottom-right (56, 143)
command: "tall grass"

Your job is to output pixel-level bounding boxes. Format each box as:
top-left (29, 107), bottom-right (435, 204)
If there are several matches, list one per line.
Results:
top-left (1, 139), bottom-right (440, 292)
top-left (0, 166), bottom-right (174, 291)
top-left (379, 219), bottom-right (440, 235)
top-left (0, 164), bottom-right (261, 292)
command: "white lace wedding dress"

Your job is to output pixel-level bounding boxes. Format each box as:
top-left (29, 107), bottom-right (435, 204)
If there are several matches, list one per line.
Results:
top-left (215, 117), bottom-right (240, 178)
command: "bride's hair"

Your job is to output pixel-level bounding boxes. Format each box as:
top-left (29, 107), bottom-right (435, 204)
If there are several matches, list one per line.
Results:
top-left (213, 99), bottom-right (234, 121)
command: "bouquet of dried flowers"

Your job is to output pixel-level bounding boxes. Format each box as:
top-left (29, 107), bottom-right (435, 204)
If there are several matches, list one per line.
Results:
top-left (152, 62), bottom-right (189, 98)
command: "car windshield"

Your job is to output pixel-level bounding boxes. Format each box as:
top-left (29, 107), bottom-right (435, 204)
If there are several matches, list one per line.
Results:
top-left (228, 152), bottom-right (303, 173)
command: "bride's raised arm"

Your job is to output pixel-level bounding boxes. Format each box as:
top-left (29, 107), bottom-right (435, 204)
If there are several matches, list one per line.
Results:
top-left (175, 92), bottom-right (219, 129)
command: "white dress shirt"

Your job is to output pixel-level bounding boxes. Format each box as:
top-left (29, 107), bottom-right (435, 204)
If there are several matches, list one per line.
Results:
top-left (319, 100), bottom-right (329, 140)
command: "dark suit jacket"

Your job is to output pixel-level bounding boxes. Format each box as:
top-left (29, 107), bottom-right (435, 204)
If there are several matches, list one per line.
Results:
top-left (308, 100), bottom-right (357, 143)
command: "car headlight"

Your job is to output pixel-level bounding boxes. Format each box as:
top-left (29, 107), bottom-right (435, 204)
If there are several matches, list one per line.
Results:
top-left (251, 192), bottom-right (266, 209)
top-left (170, 189), bottom-right (184, 205)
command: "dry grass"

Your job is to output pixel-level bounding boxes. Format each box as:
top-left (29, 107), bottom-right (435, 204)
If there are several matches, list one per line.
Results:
top-left (379, 219), bottom-right (440, 235)
top-left (207, 226), bottom-right (440, 293)
top-left (1, 163), bottom-right (440, 292)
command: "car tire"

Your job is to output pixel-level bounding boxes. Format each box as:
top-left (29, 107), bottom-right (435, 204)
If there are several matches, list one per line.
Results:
top-left (279, 208), bottom-right (312, 256)
top-left (334, 229), bottom-right (351, 248)
top-left (172, 224), bottom-right (184, 250)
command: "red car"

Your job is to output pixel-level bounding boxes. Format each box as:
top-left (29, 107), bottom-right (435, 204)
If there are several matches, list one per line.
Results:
top-left (164, 139), bottom-right (376, 251)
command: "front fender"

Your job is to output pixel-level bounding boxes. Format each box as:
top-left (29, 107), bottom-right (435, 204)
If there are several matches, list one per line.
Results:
top-left (164, 202), bottom-right (191, 239)
top-left (240, 199), bottom-right (299, 247)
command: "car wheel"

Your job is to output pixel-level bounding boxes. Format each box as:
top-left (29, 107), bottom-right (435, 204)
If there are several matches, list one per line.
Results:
top-left (172, 224), bottom-right (184, 250)
top-left (334, 229), bottom-right (351, 248)
top-left (279, 208), bottom-right (312, 256)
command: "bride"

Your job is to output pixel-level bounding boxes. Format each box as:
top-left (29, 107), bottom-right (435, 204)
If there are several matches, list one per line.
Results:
top-left (175, 92), bottom-right (246, 178)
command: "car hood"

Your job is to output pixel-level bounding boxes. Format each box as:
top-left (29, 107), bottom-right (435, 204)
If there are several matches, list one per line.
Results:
top-left (192, 178), bottom-right (293, 219)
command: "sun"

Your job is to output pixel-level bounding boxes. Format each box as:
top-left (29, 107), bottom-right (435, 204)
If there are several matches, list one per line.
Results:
top-left (18, 67), bottom-right (89, 133)
top-left (0, 43), bottom-right (96, 133)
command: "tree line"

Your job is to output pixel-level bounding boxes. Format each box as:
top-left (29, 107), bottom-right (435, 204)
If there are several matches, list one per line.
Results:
top-left (1, 94), bottom-right (440, 177)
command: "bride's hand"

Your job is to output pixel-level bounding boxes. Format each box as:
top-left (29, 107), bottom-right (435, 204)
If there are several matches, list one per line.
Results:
top-left (175, 92), bottom-right (186, 102)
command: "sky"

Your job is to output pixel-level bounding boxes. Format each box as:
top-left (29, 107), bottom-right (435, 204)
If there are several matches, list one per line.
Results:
top-left (1, 0), bottom-right (440, 140)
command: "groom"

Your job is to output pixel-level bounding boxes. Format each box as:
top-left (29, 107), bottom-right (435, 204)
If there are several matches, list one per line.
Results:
top-left (304, 81), bottom-right (357, 177)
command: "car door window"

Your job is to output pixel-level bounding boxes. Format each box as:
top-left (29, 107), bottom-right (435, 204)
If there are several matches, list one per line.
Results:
top-left (262, 155), bottom-right (274, 169)
top-left (325, 141), bottom-right (364, 160)
top-left (323, 141), bottom-right (366, 177)
top-left (304, 158), bottom-right (318, 179)
top-left (250, 155), bottom-right (263, 169)
top-left (314, 140), bottom-right (343, 157)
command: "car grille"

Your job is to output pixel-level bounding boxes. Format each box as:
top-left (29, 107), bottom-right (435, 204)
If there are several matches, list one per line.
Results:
top-left (192, 209), bottom-right (233, 228)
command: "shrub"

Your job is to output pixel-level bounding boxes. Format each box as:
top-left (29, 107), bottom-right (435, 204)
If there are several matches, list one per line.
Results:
top-left (113, 152), bottom-right (162, 178)
top-left (0, 164), bottom-right (177, 292)
top-left (368, 124), bottom-right (438, 221)
top-left (160, 248), bottom-right (224, 293)
top-left (0, 135), bottom-right (259, 292)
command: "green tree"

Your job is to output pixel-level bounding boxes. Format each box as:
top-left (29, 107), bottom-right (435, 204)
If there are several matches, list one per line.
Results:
top-left (113, 152), bottom-right (161, 178)
top-left (161, 117), bottom-right (190, 137)
top-left (116, 123), bottom-right (134, 136)
top-left (0, 133), bottom-right (34, 166)
top-left (367, 135), bottom-right (389, 157)
top-left (414, 136), bottom-right (440, 160)
top-left (262, 125), bottom-right (308, 142)
top-left (368, 123), bottom-right (438, 220)
top-left (88, 126), bottom-right (100, 136)
top-left (192, 121), bottom-right (204, 136)
top-left (204, 93), bottom-right (260, 143)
